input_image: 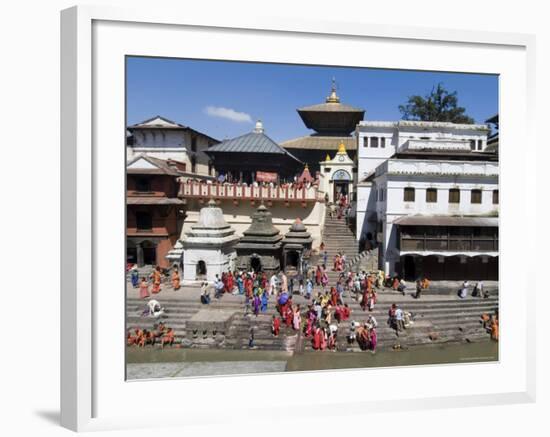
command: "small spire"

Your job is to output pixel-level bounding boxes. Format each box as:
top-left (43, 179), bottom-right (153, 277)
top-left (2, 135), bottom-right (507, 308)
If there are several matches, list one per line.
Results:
top-left (253, 119), bottom-right (264, 133)
top-left (326, 77), bottom-right (340, 103)
top-left (325, 153), bottom-right (332, 161)
top-left (337, 142), bottom-right (347, 154)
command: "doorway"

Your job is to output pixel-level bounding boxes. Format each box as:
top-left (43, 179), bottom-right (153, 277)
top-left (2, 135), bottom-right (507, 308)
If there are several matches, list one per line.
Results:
top-left (141, 240), bottom-right (156, 266)
top-left (196, 260), bottom-right (207, 278)
top-left (285, 251), bottom-right (300, 271)
top-left (250, 256), bottom-right (262, 273)
top-left (403, 255), bottom-right (416, 280)
top-left (333, 181), bottom-right (349, 203)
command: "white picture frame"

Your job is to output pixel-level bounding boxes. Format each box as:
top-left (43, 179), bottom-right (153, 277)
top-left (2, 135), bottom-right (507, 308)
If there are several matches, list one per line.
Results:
top-left (60, 5), bottom-right (536, 432)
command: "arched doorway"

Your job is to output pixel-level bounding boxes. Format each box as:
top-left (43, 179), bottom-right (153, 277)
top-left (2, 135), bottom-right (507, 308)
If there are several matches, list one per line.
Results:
top-left (196, 260), bottom-right (207, 278)
top-left (250, 256), bottom-right (262, 273)
top-left (141, 240), bottom-right (156, 266)
top-left (331, 169), bottom-right (351, 203)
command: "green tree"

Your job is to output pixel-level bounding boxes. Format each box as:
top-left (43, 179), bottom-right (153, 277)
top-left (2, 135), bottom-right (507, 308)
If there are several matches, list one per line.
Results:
top-left (398, 83), bottom-right (475, 124)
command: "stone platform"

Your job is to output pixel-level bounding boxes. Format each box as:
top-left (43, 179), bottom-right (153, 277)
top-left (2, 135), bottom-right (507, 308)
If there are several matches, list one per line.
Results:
top-left (186, 308), bottom-right (237, 334)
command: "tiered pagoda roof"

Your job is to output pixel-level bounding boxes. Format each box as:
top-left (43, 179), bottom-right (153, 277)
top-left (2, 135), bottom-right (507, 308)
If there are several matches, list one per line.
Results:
top-left (295, 81), bottom-right (364, 136)
top-left (236, 204), bottom-right (283, 249)
top-left (282, 218), bottom-right (313, 249)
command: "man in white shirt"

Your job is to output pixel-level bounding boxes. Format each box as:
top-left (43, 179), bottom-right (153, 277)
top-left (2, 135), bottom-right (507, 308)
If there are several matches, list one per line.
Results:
top-left (395, 307), bottom-right (405, 332)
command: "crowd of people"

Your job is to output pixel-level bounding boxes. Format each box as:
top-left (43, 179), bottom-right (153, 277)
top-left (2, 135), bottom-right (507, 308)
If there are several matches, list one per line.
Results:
top-left (129, 264), bottom-right (181, 298)
top-left (127, 321), bottom-right (176, 348)
top-left (127, 242), bottom-right (496, 352)
top-left (184, 171), bottom-right (320, 191)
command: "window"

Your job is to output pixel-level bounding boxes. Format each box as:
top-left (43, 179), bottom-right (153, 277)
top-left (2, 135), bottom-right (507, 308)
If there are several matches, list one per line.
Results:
top-left (471, 189), bottom-right (482, 204)
top-left (363, 137), bottom-right (369, 148)
top-left (493, 189), bottom-right (499, 204)
top-left (426, 188), bottom-right (437, 203)
top-left (371, 137), bottom-right (379, 148)
top-left (404, 187), bottom-right (415, 202)
top-left (135, 177), bottom-right (151, 192)
top-left (477, 140), bottom-right (483, 151)
top-left (191, 156), bottom-right (196, 174)
top-left (380, 137), bottom-right (386, 148)
top-left (191, 136), bottom-right (197, 152)
top-left (449, 189), bottom-right (460, 204)
top-left (469, 140), bottom-right (476, 151)
top-left (136, 212), bottom-right (153, 230)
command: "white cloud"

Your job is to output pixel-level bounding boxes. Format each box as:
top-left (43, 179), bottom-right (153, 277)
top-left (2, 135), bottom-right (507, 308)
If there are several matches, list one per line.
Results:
top-left (204, 106), bottom-right (253, 123)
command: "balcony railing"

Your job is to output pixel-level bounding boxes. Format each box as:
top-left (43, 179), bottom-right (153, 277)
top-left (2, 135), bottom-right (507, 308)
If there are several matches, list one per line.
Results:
top-left (178, 181), bottom-right (323, 203)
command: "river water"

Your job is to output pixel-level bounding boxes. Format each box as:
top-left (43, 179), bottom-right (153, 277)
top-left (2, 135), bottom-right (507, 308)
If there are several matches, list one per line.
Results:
top-left (126, 341), bottom-right (498, 379)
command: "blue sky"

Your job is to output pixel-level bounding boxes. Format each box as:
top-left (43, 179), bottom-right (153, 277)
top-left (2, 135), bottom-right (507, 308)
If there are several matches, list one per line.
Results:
top-left (126, 57), bottom-right (498, 143)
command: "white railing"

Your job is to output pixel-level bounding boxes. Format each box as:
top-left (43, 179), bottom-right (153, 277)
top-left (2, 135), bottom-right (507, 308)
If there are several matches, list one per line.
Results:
top-left (376, 159), bottom-right (498, 178)
top-left (179, 181), bottom-right (322, 202)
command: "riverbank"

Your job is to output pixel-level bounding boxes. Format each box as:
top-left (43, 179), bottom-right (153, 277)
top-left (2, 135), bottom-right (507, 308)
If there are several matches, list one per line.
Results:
top-left (126, 340), bottom-right (498, 380)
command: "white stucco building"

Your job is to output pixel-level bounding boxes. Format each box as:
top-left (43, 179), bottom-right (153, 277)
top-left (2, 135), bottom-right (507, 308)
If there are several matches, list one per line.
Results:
top-left (127, 115), bottom-right (219, 177)
top-left (356, 120), bottom-right (498, 280)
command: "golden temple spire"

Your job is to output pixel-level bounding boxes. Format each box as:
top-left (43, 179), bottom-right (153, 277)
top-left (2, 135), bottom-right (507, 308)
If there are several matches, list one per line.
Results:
top-left (325, 153), bottom-right (332, 161)
top-left (337, 142), bottom-right (347, 154)
top-left (325, 77), bottom-right (340, 103)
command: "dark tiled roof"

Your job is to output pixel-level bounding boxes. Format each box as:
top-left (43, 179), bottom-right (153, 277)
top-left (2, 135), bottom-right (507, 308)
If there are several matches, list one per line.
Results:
top-left (281, 135), bottom-right (356, 150)
top-left (298, 102), bottom-right (364, 113)
top-left (206, 131), bottom-right (302, 162)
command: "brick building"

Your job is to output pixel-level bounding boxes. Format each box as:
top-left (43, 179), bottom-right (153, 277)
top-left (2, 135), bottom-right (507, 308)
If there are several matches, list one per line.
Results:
top-left (126, 154), bottom-right (188, 268)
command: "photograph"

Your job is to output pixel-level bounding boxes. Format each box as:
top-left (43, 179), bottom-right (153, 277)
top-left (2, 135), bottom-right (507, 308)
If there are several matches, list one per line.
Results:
top-left (124, 57), bottom-right (499, 380)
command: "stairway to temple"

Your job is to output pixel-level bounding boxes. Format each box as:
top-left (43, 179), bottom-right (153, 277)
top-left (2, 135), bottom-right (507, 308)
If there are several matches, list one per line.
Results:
top-left (319, 209), bottom-right (360, 280)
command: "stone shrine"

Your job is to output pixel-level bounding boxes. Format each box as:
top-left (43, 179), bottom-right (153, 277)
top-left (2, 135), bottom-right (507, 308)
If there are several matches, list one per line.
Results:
top-left (282, 218), bottom-right (313, 274)
top-left (181, 199), bottom-right (239, 282)
top-left (235, 204), bottom-right (283, 274)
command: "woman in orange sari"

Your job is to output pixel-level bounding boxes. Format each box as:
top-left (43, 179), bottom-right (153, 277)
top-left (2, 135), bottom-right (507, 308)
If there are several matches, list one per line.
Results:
top-left (171, 267), bottom-right (180, 290)
top-left (151, 266), bottom-right (162, 294)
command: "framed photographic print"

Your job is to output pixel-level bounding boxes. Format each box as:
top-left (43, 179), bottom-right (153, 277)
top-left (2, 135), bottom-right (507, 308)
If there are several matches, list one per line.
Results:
top-left (61, 4), bottom-right (536, 432)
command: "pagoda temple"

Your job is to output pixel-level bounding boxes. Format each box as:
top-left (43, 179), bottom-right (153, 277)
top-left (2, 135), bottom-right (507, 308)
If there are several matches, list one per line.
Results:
top-left (281, 79), bottom-right (365, 172)
top-left (205, 121), bottom-right (303, 184)
top-left (282, 218), bottom-right (313, 274)
top-left (235, 204), bottom-right (283, 274)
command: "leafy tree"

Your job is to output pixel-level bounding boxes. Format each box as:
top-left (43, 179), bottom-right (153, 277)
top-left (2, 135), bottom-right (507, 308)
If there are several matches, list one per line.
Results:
top-left (398, 83), bottom-right (475, 124)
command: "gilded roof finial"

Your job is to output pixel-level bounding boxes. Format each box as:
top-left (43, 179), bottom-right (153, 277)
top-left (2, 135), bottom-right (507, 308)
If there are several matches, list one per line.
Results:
top-left (326, 77), bottom-right (340, 103)
top-left (337, 142), bottom-right (347, 154)
top-left (325, 153), bottom-right (332, 161)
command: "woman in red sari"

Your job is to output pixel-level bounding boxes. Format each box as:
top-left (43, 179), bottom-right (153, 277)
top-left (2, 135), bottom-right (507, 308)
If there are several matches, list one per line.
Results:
top-left (330, 287), bottom-right (338, 307)
top-left (319, 329), bottom-right (327, 350)
top-left (226, 272), bottom-right (234, 294)
top-left (315, 265), bottom-right (322, 286)
top-left (312, 327), bottom-right (321, 350)
top-left (272, 315), bottom-right (280, 336)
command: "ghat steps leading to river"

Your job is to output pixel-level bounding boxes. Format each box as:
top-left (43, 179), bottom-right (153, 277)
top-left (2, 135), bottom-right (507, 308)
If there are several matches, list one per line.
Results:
top-left (127, 292), bottom-right (498, 352)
